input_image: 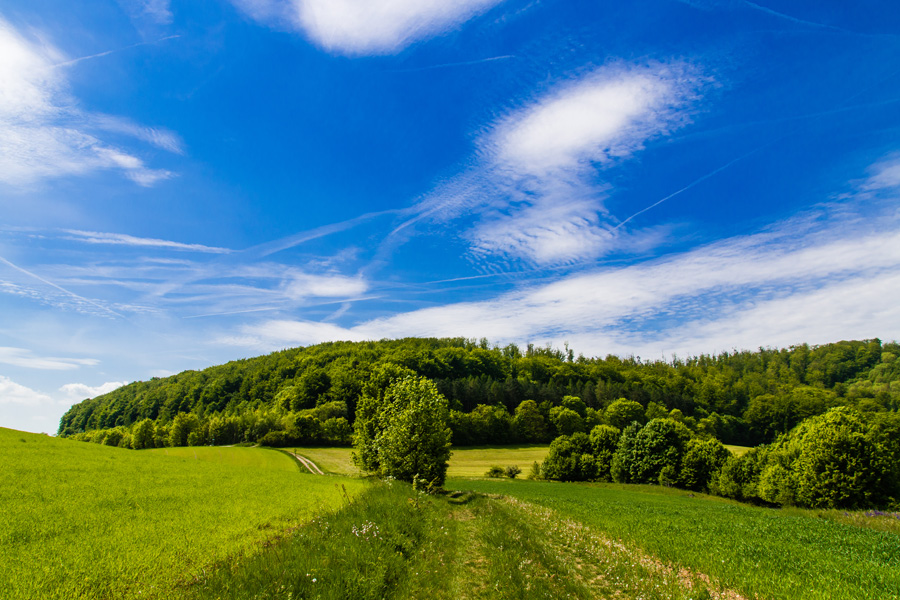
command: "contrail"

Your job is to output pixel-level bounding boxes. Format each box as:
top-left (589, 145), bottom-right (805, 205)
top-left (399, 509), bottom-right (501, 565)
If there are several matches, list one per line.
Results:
top-left (0, 255), bottom-right (123, 318)
top-left (613, 142), bottom-right (775, 231)
top-left (52, 34), bottom-right (180, 68)
top-left (739, 0), bottom-right (842, 31)
top-left (243, 208), bottom-right (402, 259)
top-left (388, 55), bottom-right (516, 73)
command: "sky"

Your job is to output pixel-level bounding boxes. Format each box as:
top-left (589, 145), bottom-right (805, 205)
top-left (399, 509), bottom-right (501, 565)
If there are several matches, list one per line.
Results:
top-left (1, 0), bottom-right (900, 434)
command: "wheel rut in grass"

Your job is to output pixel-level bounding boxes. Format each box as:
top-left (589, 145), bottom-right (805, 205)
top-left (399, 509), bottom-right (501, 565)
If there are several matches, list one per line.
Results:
top-left (285, 451), bottom-right (324, 475)
top-left (496, 496), bottom-right (751, 600)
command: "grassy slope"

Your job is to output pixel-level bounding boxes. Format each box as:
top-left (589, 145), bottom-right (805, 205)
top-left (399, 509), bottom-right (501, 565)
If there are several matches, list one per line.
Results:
top-left (290, 445), bottom-right (551, 477)
top-left (0, 429), bottom-right (366, 600)
top-left (460, 478), bottom-right (900, 600)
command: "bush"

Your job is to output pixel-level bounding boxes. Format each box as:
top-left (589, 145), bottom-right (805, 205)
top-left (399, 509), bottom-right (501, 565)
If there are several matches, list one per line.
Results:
top-left (679, 438), bottom-right (730, 492)
top-left (485, 465), bottom-right (505, 478)
top-left (542, 432), bottom-right (596, 481)
top-left (504, 465), bottom-right (522, 479)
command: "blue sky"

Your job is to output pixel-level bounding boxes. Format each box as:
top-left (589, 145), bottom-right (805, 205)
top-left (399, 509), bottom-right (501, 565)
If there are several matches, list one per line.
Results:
top-left (2, 0), bottom-right (900, 433)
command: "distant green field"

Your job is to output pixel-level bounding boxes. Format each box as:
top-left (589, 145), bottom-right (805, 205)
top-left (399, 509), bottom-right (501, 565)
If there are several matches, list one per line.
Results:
top-left (461, 478), bottom-right (900, 600)
top-left (291, 445), bottom-right (550, 477)
top-left (725, 444), bottom-right (751, 456)
top-left (0, 428), bottom-right (366, 600)
top-left (446, 445), bottom-right (549, 477)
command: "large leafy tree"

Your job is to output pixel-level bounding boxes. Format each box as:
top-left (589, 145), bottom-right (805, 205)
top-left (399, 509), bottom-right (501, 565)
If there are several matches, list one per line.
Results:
top-left (353, 375), bottom-right (452, 488)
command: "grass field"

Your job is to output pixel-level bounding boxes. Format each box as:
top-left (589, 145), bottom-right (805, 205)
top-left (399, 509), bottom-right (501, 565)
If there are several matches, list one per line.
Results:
top-left (290, 445), bottom-right (550, 477)
top-left (460, 478), bottom-right (900, 600)
top-left (0, 428), bottom-right (366, 600)
top-left (7, 432), bottom-right (896, 599)
top-left (149, 445), bottom-right (301, 470)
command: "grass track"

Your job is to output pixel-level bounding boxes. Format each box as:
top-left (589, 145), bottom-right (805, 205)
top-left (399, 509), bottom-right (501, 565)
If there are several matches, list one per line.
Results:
top-left (460, 478), bottom-right (900, 600)
top-left (0, 428), bottom-right (366, 600)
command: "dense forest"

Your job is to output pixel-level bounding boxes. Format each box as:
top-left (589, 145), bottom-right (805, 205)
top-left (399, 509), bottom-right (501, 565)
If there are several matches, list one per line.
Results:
top-left (59, 336), bottom-right (900, 450)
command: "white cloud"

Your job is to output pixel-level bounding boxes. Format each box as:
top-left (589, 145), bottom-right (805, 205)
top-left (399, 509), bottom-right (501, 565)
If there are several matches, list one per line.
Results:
top-left (862, 155), bottom-right (900, 191)
top-left (63, 230), bottom-right (232, 254)
top-left (629, 272), bottom-right (900, 359)
top-left (491, 64), bottom-right (696, 176)
top-left (0, 16), bottom-right (176, 187)
top-left (0, 376), bottom-right (53, 405)
top-left (282, 270), bottom-right (368, 299)
top-left (90, 114), bottom-right (185, 154)
top-left (0, 347), bottom-right (100, 370)
top-left (59, 381), bottom-right (127, 400)
top-left (411, 62), bottom-right (704, 265)
top-left (231, 214), bottom-right (900, 357)
top-left (232, 0), bottom-right (504, 55)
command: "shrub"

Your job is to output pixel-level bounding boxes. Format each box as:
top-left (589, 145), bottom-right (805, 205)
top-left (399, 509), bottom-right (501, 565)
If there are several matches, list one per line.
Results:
top-left (679, 438), bottom-right (730, 492)
top-left (504, 465), bottom-right (522, 479)
top-left (542, 432), bottom-right (596, 481)
top-left (485, 465), bottom-right (505, 478)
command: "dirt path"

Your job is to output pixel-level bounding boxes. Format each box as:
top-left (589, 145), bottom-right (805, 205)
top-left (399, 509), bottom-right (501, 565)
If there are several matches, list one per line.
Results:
top-left (285, 451), bottom-right (324, 475)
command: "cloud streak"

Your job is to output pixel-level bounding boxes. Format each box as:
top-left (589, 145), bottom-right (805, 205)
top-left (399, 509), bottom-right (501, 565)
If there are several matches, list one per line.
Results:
top-left (0, 347), bottom-right (100, 370)
top-left (63, 230), bottom-right (232, 254)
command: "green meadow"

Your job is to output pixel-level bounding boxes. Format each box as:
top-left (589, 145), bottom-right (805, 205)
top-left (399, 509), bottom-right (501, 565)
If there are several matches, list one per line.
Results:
top-left (462, 478), bottom-right (900, 600)
top-left (4, 430), bottom-right (898, 600)
top-left (0, 428), bottom-right (365, 600)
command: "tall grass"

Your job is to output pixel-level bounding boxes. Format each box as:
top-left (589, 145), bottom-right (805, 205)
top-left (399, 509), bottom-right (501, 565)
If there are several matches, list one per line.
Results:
top-left (462, 478), bottom-right (900, 600)
top-left (0, 428), bottom-right (365, 600)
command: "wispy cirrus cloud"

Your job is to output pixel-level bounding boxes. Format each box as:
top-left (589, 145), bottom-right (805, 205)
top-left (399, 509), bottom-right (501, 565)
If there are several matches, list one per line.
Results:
top-left (0, 16), bottom-right (178, 188)
top-left (231, 0), bottom-right (504, 55)
top-left (398, 62), bottom-right (706, 266)
top-left (63, 230), bottom-right (232, 254)
top-left (117, 0), bottom-right (173, 26)
top-left (229, 192), bottom-right (900, 358)
top-left (0, 226), bottom-right (370, 320)
top-left (0, 347), bottom-right (99, 370)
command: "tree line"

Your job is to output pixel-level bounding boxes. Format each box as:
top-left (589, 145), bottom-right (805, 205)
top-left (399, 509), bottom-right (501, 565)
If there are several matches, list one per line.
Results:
top-left (60, 337), bottom-right (899, 450)
top-left (536, 406), bottom-right (900, 509)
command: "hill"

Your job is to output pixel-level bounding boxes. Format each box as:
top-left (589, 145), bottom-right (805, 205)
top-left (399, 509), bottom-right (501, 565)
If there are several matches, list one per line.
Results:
top-left (59, 337), bottom-right (899, 448)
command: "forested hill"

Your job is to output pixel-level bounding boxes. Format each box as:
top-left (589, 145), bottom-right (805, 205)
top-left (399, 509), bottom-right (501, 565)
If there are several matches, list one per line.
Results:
top-left (59, 337), bottom-right (899, 447)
